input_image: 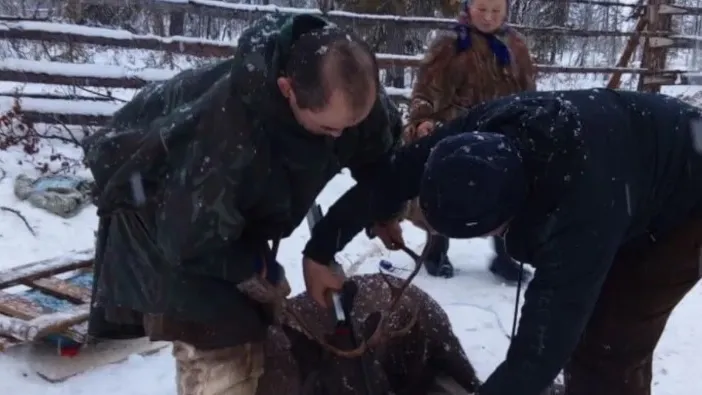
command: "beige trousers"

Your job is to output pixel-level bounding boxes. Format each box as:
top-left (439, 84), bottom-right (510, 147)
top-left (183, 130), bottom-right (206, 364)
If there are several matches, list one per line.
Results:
top-left (173, 341), bottom-right (265, 395)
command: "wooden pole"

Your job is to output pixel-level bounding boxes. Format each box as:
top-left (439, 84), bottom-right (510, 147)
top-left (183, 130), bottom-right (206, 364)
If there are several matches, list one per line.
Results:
top-left (638, 1), bottom-right (675, 92)
top-left (608, 17), bottom-right (648, 89)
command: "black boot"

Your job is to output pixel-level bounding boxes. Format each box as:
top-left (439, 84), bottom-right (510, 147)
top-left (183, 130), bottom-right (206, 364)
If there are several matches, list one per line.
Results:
top-left (489, 236), bottom-right (531, 284)
top-left (421, 233), bottom-right (454, 278)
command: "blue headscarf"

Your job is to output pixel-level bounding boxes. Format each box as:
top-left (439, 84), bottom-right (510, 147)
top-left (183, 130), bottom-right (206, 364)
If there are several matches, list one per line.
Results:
top-left (455, 0), bottom-right (511, 67)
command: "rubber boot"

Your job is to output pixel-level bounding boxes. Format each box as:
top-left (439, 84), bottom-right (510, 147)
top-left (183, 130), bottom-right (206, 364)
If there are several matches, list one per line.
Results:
top-left (488, 236), bottom-right (531, 284)
top-left (421, 233), bottom-right (454, 278)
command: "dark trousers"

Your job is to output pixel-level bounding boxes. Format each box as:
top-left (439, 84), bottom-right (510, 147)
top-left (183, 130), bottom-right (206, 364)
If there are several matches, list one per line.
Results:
top-left (491, 236), bottom-right (509, 261)
top-left (564, 218), bottom-right (702, 395)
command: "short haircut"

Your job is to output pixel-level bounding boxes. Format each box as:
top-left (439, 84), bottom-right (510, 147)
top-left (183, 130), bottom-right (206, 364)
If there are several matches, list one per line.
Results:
top-left (284, 30), bottom-right (379, 112)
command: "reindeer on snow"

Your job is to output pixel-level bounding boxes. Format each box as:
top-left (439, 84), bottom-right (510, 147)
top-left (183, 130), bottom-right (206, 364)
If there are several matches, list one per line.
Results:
top-left (255, 246), bottom-right (482, 395)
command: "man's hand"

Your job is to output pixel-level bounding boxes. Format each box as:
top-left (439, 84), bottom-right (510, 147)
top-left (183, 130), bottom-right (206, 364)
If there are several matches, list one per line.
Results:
top-left (371, 220), bottom-right (405, 250)
top-left (402, 121), bottom-right (435, 143)
top-left (303, 257), bottom-right (344, 307)
top-left (415, 121), bottom-right (435, 138)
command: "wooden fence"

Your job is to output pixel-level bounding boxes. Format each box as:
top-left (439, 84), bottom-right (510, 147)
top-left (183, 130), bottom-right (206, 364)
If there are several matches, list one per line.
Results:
top-left (0, 0), bottom-right (701, 126)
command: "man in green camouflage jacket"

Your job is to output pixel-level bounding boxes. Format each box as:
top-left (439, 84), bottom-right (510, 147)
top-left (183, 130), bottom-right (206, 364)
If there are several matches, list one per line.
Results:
top-left (82, 13), bottom-right (404, 395)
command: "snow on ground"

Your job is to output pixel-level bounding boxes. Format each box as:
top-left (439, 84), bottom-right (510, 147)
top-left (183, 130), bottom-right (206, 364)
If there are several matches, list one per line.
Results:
top-left (0, 141), bottom-right (699, 394)
top-left (0, 142), bottom-right (97, 268)
top-left (0, 37), bottom-right (700, 391)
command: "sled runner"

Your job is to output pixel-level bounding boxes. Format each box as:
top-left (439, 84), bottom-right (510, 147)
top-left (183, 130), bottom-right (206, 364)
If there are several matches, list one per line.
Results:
top-left (0, 250), bottom-right (168, 382)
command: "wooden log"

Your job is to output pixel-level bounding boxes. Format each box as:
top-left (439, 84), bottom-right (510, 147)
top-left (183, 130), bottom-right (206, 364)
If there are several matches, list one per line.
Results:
top-left (1, 64), bottom-right (660, 92)
top-left (21, 111), bottom-right (112, 126)
top-left (0, 292), bottom-right (51, 319)
top-left (638, 0), bottom-right (674, 93)
top-left (0, 249), bottom-right (93, 288)
top-left (0, 58), bottom-right (681, 93)
top-left (28, 304), bottom-right (90, 341)
top-left (657, 4), bottom-right (694, 15)
top-left (0, 307), bottom-right (89, 344)
top-left (26, 277), bottom-right (92, 304)
top-left (641, 72), bottom-right (679, 85)
top-left (0, 19), bottom-right (690, 67)
top-left (680, 72), bottom-right (702, 85)
top-left (0, 334), bottom-right (20, 351)
top-left (78, 0), bottom-right (686, 37)
top-left (665, 35), bottom-right (702, 49)
top-left (0, 92), bottom-right (117, 101)
top-left (0, 313), bottom-right (39, 341)
top-left (0, 21), bottom-right (235, 58)
top-left (1, 21), bottom-right (697, 71)
top-left (0, 16), bottom-right (50, 22)
top-left (0, 293), bottom-right (87, 343)
top-left (608, 17), bottom-right (648, 89)
top-left (0, 67), bottom-right (153, 89)
top-left (82, 0), bottom-right (702, 16)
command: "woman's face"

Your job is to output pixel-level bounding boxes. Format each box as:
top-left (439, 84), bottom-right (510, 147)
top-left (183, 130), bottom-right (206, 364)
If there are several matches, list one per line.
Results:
top-left (468, 0), bottom-right (508, 33)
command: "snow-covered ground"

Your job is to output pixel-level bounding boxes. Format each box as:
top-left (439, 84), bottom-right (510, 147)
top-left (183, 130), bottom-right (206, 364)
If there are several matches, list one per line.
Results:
top-left (0, 23), bottom-right (701, 390)
top-left (0, 136), bottom-right (699, 394)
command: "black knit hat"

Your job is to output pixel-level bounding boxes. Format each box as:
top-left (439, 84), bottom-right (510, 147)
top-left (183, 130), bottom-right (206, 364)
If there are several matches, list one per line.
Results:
top-left (419, 131), bottom-right (528, 238)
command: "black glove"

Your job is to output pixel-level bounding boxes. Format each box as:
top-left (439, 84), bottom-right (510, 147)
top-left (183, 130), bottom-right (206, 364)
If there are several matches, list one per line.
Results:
top-left (238, 243), bottom-right (286, 305)
top-left (252, 244), bottom-right (283, 285)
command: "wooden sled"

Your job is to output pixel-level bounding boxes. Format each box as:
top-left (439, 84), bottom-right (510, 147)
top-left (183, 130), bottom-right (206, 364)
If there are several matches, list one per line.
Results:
top-left (0, 250), bottom-right (168, 382)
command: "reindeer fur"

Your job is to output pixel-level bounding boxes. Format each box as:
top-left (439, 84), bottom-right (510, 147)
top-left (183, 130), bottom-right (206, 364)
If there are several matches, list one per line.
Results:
top-left (255, 273), bottom-right (480, 395)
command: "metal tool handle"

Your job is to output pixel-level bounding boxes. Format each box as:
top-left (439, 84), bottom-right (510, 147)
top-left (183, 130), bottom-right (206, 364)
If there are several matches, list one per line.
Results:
top-left (306, 203), bottom-right (347, 323)
top-left (331, 293), bottom-right (345, 321)
top-left (329, 261), bottom-right (347, 322)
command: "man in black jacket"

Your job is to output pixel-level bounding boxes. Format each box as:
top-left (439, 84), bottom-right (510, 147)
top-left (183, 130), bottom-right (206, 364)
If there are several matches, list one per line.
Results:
top-left (316, 88), bottom-right (702, 395)
top-left (83, 13), bottom-right (403, 395)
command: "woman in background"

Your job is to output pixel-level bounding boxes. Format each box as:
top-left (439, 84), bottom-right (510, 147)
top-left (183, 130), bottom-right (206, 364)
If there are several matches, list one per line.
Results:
top-left (403, 0), bottom-right (536, 281)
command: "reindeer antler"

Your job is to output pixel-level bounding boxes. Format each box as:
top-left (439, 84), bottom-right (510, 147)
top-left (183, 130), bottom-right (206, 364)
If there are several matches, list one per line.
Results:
top-left (365, 244), bottom-right (424, 346)
top-left (283, 244), bottom-right (424, 358)
top-left (284, 304), bottom-right (371, 358)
